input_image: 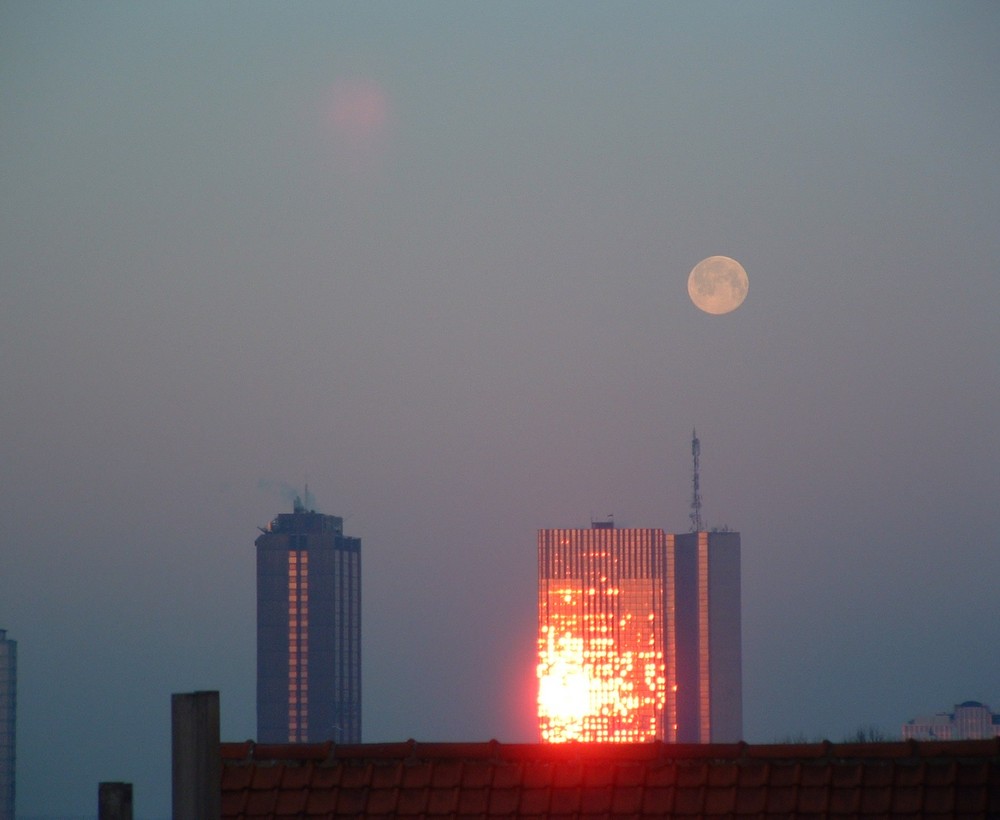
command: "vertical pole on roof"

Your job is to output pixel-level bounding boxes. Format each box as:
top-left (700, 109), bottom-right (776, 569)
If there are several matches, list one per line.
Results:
top-left (172, 691), bottom-right (220, 820)
top-left (98, 782), bottom-right (133, 820)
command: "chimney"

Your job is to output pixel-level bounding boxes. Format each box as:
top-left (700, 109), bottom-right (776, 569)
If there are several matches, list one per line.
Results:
top-left (171, 691), bottom-right (220, 819)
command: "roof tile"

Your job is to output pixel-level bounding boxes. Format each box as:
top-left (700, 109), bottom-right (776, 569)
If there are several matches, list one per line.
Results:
top-left (706, 763), bottom-right (738, 787)
top-left (521, 762), bottom-right (554, 788)
top-left (641, 785), bottom-right (674, 814)
top-left (430, 760), bottom-right (464, 788)
top-left (369, 762), bottom-right (400, 788)
top-left (487, 785), bottom-right (520, 815)
top-left (339, 762), bottom-right (371, 788)
top-left (426, 786), bottom-right (459, 814)
top-left (273, 789), bottom-right (307, 815)
top-left (518, 786), bottom-right (551, 814)
top-left (400, 761), bottom-right (434, 787)
top-left (954, 786), bottom-right (987, 813)
top-left (858, 784), bottom-right (892, 814)
top-left (609, 784), bottom-right (643, 814)
top-left (796, 784), bottom-right (828, 814)
top-left (244, 789), bottom-right (278, 815)
top-left (334, 786), bottom-right (368, 814)
top-left (671, 784), bottom-right (704, 815)
top-left (303, 788), bottom-right (337, 815)
top-left (830, 762), bottom-right (863, 788)
top-left (250, 764), bottom-right (285, 790)
top-left (491, 763), bottom-right (522, 789)
top-left (394, 785), bottom-right (428, 815)
top-left (828, 786), bottom-right (860, 814)
top-left (220, 738), bottom-right (1000, 820)
top-left (220, 790), bottom-right (247, 816)
top-left (922, 784), bottom-right (956, 814)
top-left (461, 761), bottom-right (495, 788)
top-left (614, 763), bottom-right (647, 787)
top-left (643, 763), bottom-right (676, 787)
top-left (702, 783), bottom-right (735, 814)
top-left (893, 761), bottom-right (924, 787)
top-left (765, 784), bottom-right (797, 814)
top-left (890, 784), bottom-right (922, 814)
top-left (221, 741), bottom-right (253, 761)
top-left (552, 761), bottom-right (585, 788)
top-left (221, 764), bottom-right (254, 791)
top-left (957, 761), bottom-right (989, 786)
top-left (578, 784), bottom-right (614, 814)
top-left (279, 763), bottom-right (313, 789)
top-left (676, 762), bottom-right (709, 787)
top-left (926, 761), bottom-right (958, 786)
top-left (309, 765), bottom-right (340, 789)
top-left (547, 784), bottom-right (582, 813)
top-left (862, 762), bottom-right (893, 787)
top-left (365, 786), bottom-right (398, 813)
top-left (583, 762), bottom-right (616, 787)
top-left (733, 784), bottom-right (766, 814)
top-left (737, 761), bottom-right (769, 788)
top-left (456, 787), bottom-right (490, 814)
top-left (799, 763), bottom-right (830, 787)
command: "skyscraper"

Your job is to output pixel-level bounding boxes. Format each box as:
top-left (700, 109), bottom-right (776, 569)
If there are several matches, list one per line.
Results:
top-left (0, 630), bottom-right (15, 820)
top-left (537, 523), bottom-right (672, 743)
top-left (671, 530), bottom-right (742, 743)
top-left (256, 497), bottom-right (361, 743)
top-left (536, 523), bottom-right (742, 743)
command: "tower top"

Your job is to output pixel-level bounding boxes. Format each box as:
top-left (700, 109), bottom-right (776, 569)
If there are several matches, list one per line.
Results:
top-left (689, 428), bottom-right (704, 532)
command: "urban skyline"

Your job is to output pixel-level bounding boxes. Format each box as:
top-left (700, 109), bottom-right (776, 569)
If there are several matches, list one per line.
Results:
top-left (3, 3), bottom-right (998, 817)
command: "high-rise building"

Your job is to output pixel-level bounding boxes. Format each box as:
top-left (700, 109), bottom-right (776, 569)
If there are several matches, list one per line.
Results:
top-left (257, 497), bottom-right (361, 743)
top-left (536, 523), bottom-right (742, 744)
top-left (0, 630), bottom-right (15, 820)
top-left (537, 523), bottom-right (672, 743)
top-left (671, 531), bottom-right (742, 743)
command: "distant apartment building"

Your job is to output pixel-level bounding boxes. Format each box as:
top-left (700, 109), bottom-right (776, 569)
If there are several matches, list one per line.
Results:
top-left (257, 498), bottom-right (361, 743)
top-left (537, 522), bottom-right (742, 744)
top-left (0, 630), bottom-right (15, 820)
top-left (902, 701), bottom-right (1000, 741)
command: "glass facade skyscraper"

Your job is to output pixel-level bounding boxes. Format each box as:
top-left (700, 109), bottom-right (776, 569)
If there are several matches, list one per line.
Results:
top-left (671, 530), bottom-right (742, 743)
top-left (0, 630), bottom-right (15, 820)
top-left (537, 523), bottom-right (741, 744)
top-left (256, 499), bottom-right (361, 743)
top-left (537, 524), bottom-right (672, 743)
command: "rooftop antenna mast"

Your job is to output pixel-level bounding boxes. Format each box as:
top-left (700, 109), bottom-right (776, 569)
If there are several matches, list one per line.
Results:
top-left (689, 428), bottom-right (704, 532)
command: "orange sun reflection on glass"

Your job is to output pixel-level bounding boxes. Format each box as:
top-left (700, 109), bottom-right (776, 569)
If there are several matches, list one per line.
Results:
top-left (537, 631), bottom-right (593, 741)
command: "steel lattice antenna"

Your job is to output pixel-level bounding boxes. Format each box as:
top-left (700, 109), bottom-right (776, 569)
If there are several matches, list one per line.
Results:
top-left (689, 428), bottom-right (703, 532)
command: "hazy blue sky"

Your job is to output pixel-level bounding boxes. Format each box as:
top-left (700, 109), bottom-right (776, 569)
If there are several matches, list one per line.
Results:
top-left (2, 2), bottom-right (999, 816)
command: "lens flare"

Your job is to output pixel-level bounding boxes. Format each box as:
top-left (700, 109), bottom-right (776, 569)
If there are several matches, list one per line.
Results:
top-left (322, 77), bottom-right (392, 175)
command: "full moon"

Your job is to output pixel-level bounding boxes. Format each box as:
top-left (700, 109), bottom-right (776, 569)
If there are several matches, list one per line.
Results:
top-left (687, 256), bottom-right (749, 315)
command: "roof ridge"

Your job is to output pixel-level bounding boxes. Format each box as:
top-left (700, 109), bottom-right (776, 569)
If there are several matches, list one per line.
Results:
top-left (219, 737), bottom-right (1000, 765)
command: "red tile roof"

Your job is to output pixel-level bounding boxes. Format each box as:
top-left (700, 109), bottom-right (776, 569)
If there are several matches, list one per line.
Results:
top-left (221, 738), bottom-right (1000, 818)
